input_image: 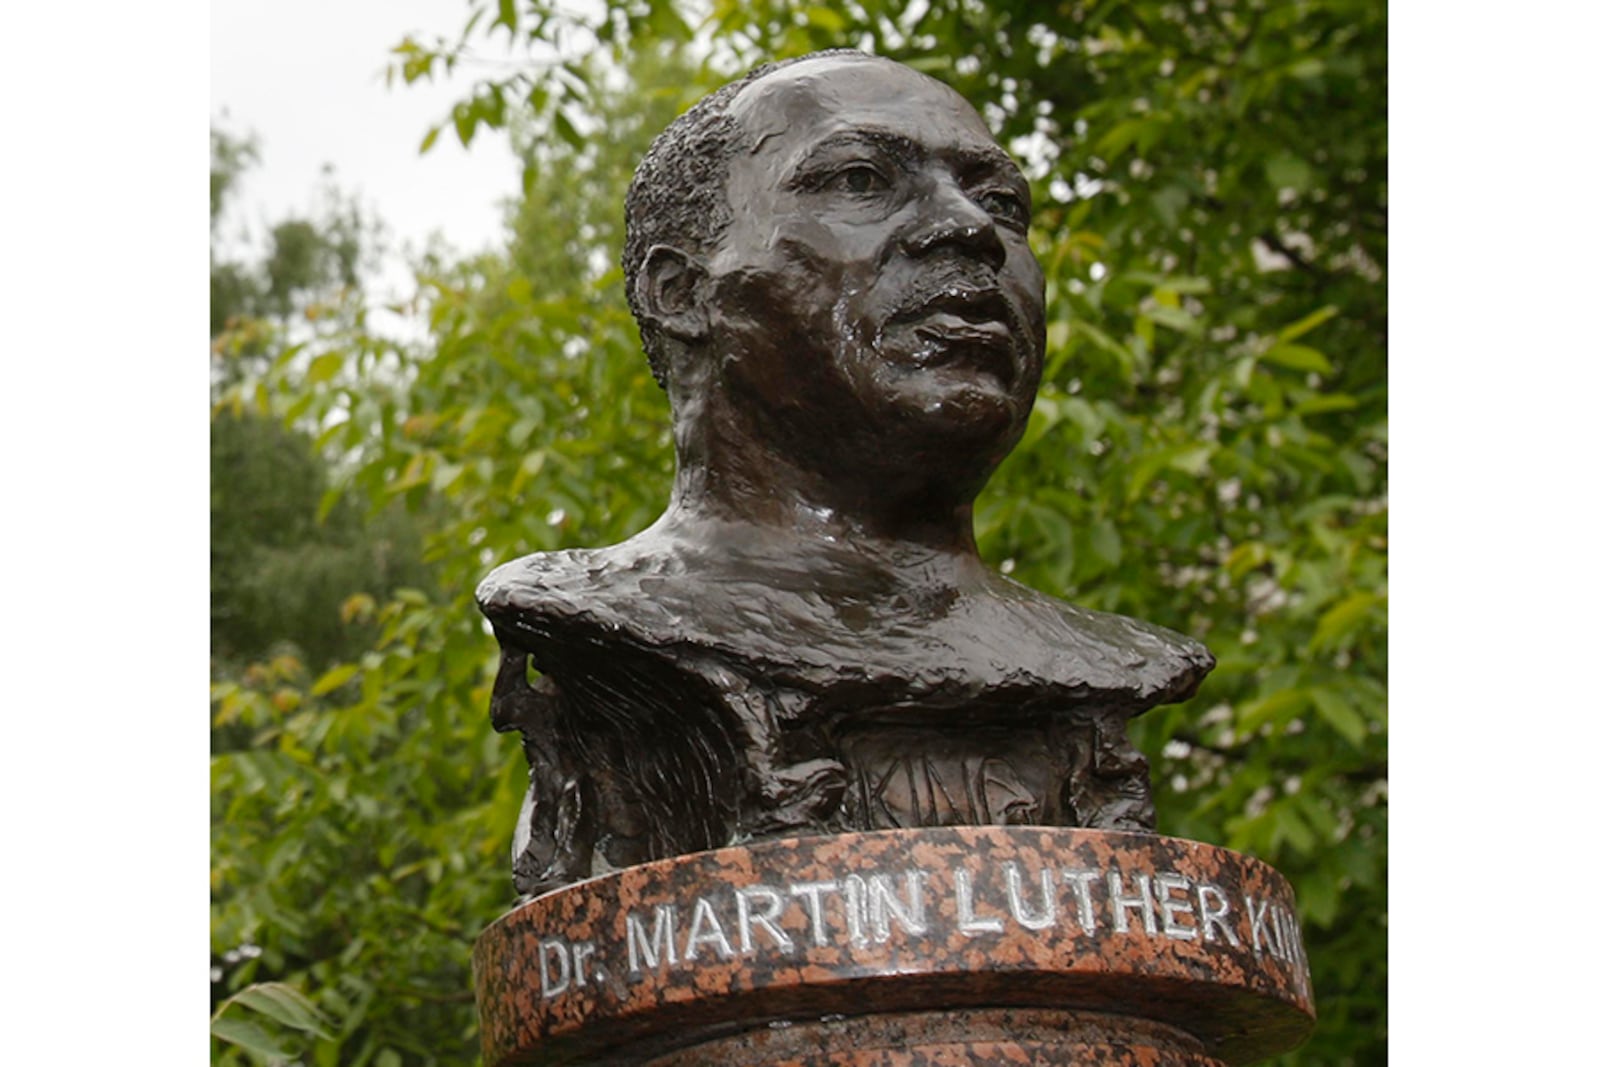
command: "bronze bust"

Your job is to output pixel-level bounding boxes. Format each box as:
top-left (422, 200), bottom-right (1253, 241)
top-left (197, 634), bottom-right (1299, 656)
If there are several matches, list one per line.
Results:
top-left (478, 50), bottom-right (1213, 898)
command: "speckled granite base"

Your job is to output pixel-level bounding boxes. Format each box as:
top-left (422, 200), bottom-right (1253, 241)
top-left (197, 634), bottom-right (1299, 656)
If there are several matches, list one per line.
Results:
top-left (474, 828), bottom-right (1314, 1065)
top-left (646, 1008), bottom-right (1229, 1066)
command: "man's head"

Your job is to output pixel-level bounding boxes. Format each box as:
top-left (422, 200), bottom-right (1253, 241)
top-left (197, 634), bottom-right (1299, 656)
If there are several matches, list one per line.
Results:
top-left (624, 52), bottom-right (1045, 495)
top-left (622, 52), bottom-right (845, 387)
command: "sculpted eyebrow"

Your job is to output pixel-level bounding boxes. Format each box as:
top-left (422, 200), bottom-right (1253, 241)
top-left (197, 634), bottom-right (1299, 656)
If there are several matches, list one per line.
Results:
top-left (786, 130), bottom-right (1025, 189)
top-left (785, 130), bottom-right (915, 185)
top-left (954, 143), bottom-right (1029, 190)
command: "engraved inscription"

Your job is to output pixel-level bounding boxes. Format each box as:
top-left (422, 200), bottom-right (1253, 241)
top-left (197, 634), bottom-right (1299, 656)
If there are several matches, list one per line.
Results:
top-left (532, 858), bottom-right (1308, 1006)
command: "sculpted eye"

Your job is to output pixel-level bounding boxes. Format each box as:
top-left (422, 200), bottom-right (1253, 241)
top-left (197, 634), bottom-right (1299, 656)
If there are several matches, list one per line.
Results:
top-left (826, 164), bottom-right (890, 195)
top-left (977, 188), bottom-right (1029, 227)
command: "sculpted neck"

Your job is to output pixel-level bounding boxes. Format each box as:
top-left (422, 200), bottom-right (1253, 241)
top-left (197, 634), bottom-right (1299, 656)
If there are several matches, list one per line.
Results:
top-left (664, 398), bottom-right (985, 558)
top-left (666, 463), bottom-right (981, 557)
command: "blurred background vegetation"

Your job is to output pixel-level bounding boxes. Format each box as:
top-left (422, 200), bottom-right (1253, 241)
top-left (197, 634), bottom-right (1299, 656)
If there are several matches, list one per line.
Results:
top-left (210, 1), bottom-right (1385, 1063)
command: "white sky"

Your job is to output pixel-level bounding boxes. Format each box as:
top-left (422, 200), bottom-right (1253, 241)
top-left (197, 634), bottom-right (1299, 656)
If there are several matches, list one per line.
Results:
top-left (211, 0), bottom-right (523, 298)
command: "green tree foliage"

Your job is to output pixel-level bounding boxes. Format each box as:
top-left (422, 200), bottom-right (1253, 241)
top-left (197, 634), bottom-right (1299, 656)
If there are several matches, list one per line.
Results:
top-left (210, 131), bottom-right (442, 1064)
top-left (211, 3), bottom-right (1384, 1063)
top-left (210, 126), bottom-right (433, 679)
top-left (210, 410), bottom-right (433, 673)
top-left (209, 77), bottom-right (680, 1062)
top-left (211, 127), bottom-right (382, 369)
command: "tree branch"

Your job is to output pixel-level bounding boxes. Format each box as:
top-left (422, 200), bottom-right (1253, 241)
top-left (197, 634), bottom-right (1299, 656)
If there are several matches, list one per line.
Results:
top-left (1257, 229), bottom-right (1330, 282)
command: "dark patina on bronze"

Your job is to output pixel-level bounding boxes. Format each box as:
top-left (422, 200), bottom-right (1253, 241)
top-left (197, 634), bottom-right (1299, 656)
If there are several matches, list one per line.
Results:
top-left (477, 50), bottom-right (1215, 900)
top-left (473, 49), bottom-right (1312, 1067)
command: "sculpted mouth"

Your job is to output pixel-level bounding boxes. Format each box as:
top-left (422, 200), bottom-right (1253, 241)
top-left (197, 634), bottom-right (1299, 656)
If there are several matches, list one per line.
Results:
top-left (892, 285), bottom-right (1012, 328)
top-left (888, 286), bottom-right (1018, 383)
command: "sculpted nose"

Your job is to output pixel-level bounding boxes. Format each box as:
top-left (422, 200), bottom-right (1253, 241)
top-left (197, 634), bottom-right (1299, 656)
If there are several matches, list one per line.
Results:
top-left (901, 181), bottom-right (1005, 269)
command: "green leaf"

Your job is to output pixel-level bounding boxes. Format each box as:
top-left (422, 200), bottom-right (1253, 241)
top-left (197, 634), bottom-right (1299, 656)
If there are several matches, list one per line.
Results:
top-left (510, 449), bottom-right (548, 495)
top-left (1225, 542), bottom-right (1270, 580)
top-left (390, 452), bottom-right (434, 493)
top-left (1238, 687), bottom-right (1308, 732)
top-left (1297, 869), bottom-right (1339, 926)
top-left (311, 664), bottom-right (358, 696)
top-left (307, 352), bottom-right (343, 384)
top-left (1311, 592), bottom-right (1385, 651)
top-left (1070, 319), bottom-right (1138, 376)
top-left (418, 125), bottom-right (440, 154)
top-left (211, 1016), bottom-right (289, 1059)
top-left (1310, 688), bottom-right (1368, 747)
top-left (1019, 393), bottom-right (1062, 451)
top-left (805, 6), bottom-right (847, 33)
top-left (453, 104), bottom-right (476, 147)
top-left (1167, 444), bottom-right (1213, 476)
top-left (1059, 397), bottom-right (1106, 442)
top-left (646, 2), bottom-right (693, 39)
top-left (1120, 271), bottom-right (1211, 295)
top-left (494, 0), bottom-right (518, 35)
top-left (1261, 343), bottom-right (1333, 374)
top-left (1297, 792), bottom-right (1341, 839)
top-left (315, 485), bottom-right (343, 525)
top-left (553, 108), bottom-right (582, 150)
top-left (1286, 57), bottom-right (1326, 80)
top-left (1231, 354), bottom-right (1257, 388)
top-left (1265, 152), bottom-right (1313, 192)
top-left (1294, 393), bottom-right (1360, 416)
top-left (1095, 118), bottom-right (1147, 162)
top-left (1088, 519), bottom-right (1123, 567)
top-left (1142, 302), bottom-right (1200, 336)
top-left (229, 982), bottom-right (334, 1040)
top-left (1274, 803), bottom-right (1316, 853)
top-left (431, 460), bottom-right (465, 494)
top-left (1150, 184), bottom-right (1189, 228)
top-left (1277, 304), bottom-right (1340, 344)
top-left (901, 55), bottom-right (954, 74)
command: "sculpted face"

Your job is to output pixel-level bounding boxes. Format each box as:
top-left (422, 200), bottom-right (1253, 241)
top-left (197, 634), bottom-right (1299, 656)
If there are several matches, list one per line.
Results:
top-left (706, 55), bottom-right (1047, 489)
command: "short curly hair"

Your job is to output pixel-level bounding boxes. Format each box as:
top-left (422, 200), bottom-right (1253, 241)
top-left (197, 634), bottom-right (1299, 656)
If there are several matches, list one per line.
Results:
top-left (621, 49), bottom-right (870, 388)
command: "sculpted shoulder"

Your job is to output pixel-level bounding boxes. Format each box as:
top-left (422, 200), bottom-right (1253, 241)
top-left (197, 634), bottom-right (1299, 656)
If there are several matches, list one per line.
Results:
top-left (476, 532), bottom-right (1212, 714)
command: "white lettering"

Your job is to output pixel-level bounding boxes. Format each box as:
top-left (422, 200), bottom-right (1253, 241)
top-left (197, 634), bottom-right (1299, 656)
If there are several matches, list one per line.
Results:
top-left (1058, 868), bottom-right (1101, 935)
top-left (684, 896), bottom-right (734, 961)
top-left (1197, 884), bottom-right (1241, 947)
top-left (1003, 863), bottom-right (1057, 931)
top-left (626, 905), bottom-right (678, 975)
top-left (538, 938), bottom-right (571, 998)
top-left (572, 940), bottom-right (601, 986)
top-left (550, 862), bottom-right (1273, 1001)
top-left (1284, 907), bottom-right (1306, 968)
top-left (867, 870), bottom-right (928, 941)
top-left (1107, 871), bottom-right (1158, 936)
top-left (1245, 895), bottom-right (1278, 956)
top-left (843, 875), bottom-right (869, 948)
top-left (1271, 904), bottom-right (1305, 968)
top-left (788, 881), bottom-right (840, 948)
top-left (736, 885), bottom-right (794, 955)
top-left (1154, 873), bottom-right (1197, 941)
top-left (955, 867), bottom-right (1004, 935)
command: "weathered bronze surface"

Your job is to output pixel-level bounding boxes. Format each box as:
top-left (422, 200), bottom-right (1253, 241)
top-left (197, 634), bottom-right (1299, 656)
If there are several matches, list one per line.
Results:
top-left (474, 827), bottom-right (1315, 1065)
top-left (477, 50), bottom-right (1214, 899)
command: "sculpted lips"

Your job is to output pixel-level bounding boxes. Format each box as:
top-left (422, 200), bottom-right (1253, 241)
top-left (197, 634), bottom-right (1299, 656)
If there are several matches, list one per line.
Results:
top-left (886, 283), bottom-right (1019, 384)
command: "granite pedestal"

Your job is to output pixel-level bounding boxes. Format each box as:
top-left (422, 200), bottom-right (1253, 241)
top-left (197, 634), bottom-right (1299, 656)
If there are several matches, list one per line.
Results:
top-left (474, 827), bottom-right (1314, 1065)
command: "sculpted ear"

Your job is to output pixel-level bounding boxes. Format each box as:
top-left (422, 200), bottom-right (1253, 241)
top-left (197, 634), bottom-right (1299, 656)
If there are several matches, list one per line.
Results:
top-left (634, 244), bottom-right (709, 342)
